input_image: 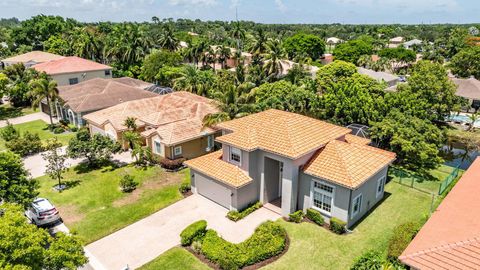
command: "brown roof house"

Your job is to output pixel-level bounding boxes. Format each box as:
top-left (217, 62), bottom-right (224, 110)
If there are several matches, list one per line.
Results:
top-left (51, 77), bottom-right (158, 127)
top-left (1, 51), bottom-right (64, 68)
top-left (400, 158), bottom-right (480, 269)
top-left (32, 56), bottom-right (112, 86)
top-left (185, 109), bottom-right (395, 227)
top-left (83, 91), bottom-right (221, 159)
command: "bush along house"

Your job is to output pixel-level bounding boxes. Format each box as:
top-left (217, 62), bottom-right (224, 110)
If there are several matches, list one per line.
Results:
top-left (185, 109), bottom-right (396, 228)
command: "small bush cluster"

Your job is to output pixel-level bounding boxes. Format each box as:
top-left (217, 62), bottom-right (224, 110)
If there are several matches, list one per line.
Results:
top-left (119, 174), bottom-right (138, 193)
top-left (179, 182), bottom-right (191, 194)
top-left (306, 208), bottom-right (324, 226)
top-left (53, 127), bottom-right (65, 134)
top-left (387, 222), bottom-right (419, 260)
top-left (330, 217), bottom-right (347, 234)
top-left (4, 128), bottom-right (43, 157)
top-left (200, 221), bottom-right (287, 270)
top-left (226, 201), bottom-right (262, 222)
top-left (180, 220), bottom-right (207, 246)
top-left (350, 250), bottom-right (386, 269)
top-left (288, 210), bottom-right (304, 223)
top-left (160, 157), bottom-right (186, 171)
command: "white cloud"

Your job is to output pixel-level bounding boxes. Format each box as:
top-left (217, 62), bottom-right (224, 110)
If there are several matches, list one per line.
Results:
top-left (334, 0), bottom-right (459, 12)
top-left (275, 0), bottom-right (286, 12)
top-left (168, 0), bottom-right (217, 6)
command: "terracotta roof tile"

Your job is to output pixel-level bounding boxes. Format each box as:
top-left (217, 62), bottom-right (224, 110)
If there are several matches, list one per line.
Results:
top-left (2, 51), bottom-right (64, 63)
top-left (400, 158), bottom-right (480, 270)
top-left (216, 109), bottom-right (351, 159)
top-left (303, 140), bottom-right (395, 189)
top-left (184, 151), bottom-right (252, 188)
top-left (344, 134), bottom-right (371, 145)
top-left (32, 56), bottom-right (111, 75)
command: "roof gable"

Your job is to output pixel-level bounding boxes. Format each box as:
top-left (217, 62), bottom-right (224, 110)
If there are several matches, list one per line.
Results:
top-left (32, 56), bottom-right (111, 75)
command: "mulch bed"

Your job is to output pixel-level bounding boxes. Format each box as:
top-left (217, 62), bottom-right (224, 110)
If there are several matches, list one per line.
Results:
top-left (182, 190), bottom-right (193, 198)
top-left (185, 234), bottom-right (290, 270)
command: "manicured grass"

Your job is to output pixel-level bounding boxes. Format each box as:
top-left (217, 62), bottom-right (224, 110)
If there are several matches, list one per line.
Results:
top-left (141, 181), bottom-right (434, 269)
top-left (138, 247), bottom-right (211, 270)
top-left (37, 165), bottom-right (190, 244)
top-left (0, 120), bottom-right (75, 151)
top-left (0, 103), bottom-right (37, 120)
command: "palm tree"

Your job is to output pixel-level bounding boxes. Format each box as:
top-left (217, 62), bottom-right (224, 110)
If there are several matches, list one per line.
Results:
top-left (250, 28), bottom-right (267, 55)
top-left (468, 112), bottom-right (479, 131)
top-left (123, 117), bottom-right (137, 131)
top-left (230, 21), bottom-right (246, 50)
top-left (29, 78), bottom-right (58, 126)
top-left (157, 24), bottom-right (179, 51)
top-left (216, 45), bottom-right (231, 69)
top-left (263, 39), bottom-right (286, 80)
top-left (173, 65), bottom-right (213, 96)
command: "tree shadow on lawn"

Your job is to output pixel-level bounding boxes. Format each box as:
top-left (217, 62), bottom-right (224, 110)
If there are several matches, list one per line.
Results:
top-left (348, 191), bottom-right (392, 231)
top-left (50, 179), bottom-right (82, 191)
top-left (73, 160), bottom-right (120, 174)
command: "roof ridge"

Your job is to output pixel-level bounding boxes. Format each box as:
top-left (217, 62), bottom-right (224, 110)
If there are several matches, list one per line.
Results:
top-left (331, 141), bottom-right (356, 186)
top-left (400, 237), bottom-right (480, 260)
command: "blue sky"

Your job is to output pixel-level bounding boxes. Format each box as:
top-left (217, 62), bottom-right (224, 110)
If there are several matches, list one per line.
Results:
top-left (0, 0), bottom-right (478, 24)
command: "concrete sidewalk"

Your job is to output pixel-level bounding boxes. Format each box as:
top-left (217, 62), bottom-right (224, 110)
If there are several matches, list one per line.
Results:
top-left (86, 194), bottom-right (281, 270)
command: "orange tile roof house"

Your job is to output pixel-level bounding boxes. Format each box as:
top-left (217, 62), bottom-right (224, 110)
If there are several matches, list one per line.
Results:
top-left (185, 109), bottom-right (395, 226)
top-left (32, 56), bottom-right (112, 86)
top-left (50, 77), bottom-right (158, 127)
top-left (83, 91), bottom-right (220, 160)
top-left (399, 158), bottom-right (480, 270)
top-left (1, 51), bottom-right (64, 68)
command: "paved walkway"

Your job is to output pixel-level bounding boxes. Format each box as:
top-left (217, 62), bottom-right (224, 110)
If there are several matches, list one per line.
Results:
top-left (86, 194), bottom-right (281, 270)
top-left (0, 112), bottom-right (56, 127)
top-left (24, 147), bottom-right (134, 178)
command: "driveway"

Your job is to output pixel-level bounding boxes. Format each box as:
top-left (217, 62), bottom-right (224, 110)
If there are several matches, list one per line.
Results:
top-left (24, 147), bottom-right (134, 178)
top-left (86, 194), bottom-right (281, 270)
top-left (0, 111), bottom-right (55, 127)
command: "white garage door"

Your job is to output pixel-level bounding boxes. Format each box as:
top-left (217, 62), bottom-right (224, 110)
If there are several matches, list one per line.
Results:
top-left (90, 125), bottom-right (106, 136)
top-left (195, 173), bottom-right (231, 209)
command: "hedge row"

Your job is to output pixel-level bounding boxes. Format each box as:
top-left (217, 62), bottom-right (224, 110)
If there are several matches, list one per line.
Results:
top-left (387, 222), bottom-right (419, 260)
top-left (201, 221), bottom-right (287, 270)
top-left (180, 220), bottom-right (207, 246)
top-left (226, 201), bottom-right (262, 222)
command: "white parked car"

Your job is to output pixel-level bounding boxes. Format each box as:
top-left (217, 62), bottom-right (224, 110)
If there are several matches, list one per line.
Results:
top-left (25, 198), bottom-right (61, 226)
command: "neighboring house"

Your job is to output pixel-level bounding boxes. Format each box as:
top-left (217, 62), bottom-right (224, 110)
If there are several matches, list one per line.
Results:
top-left (357, 67), bottom-right (400, 87)
top-left (83, 91), bottom-right (220, 159)
top-left (50, 77), bottom-right (158, 127)
top-left (388, 36), bottom-right (405, 48)
top-left (1, 51), bottom-right (64, 68)
top-left (403, 39), bottom-right (422, 50)
top-left (185, 109), bottom-right (395, 228)
top-left (208, 45), bottom-right (253, 68)
top-left (326, 37), bottom-right (343, 45)
top-left (399, 158), bottom-right (480, 269)
top-left (452, 77), bottom-right (480, 109)
top-left (32, 56), bottom-right (112, 86)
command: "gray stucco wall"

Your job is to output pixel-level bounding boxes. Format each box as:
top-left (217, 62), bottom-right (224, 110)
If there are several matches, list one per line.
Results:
top-left (233, 182), bottom-right (258, 211)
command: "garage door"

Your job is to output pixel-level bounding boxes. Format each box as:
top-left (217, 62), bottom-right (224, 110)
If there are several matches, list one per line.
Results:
top-left (90, 125), bottom-right (106, 136)
top-left (195, 173), bottom-right (231, 209)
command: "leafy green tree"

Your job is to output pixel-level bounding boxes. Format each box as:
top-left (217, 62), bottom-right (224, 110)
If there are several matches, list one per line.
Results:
top-left (283, 33), bottom-right (326, 60)
top-left (285, 63), bottom-right (310, 86)
top-left (2, 63), bottom-right (39, 106)
top-left (378, 47), bottom-right (417, 73)
top-left (140, 49), bottom-right (182, 82)
top-left (0, 203), bottom-right (87, 269)
top-left (0, 151), bottom-right (38, 207)
top-left (315, 60), bottom-right (358, 93)
top-left (370, 110), bottom-right (444, 173)
top-left (333, 39), bottom-right (373, 64)
top-left (42, 138), bottom-right (68, 191)
top-left (0, 73), bottom-right (8, 97)
top-left (67, 129), bottom-right (121, 167)
top-left (29, 78), bottom-right (59, 126)
top-left (450, 46), bottom-right (480, 79)
top-left (44, 34), bottom-right (71, 55)
top-left (0, 122), bottom-right (19, 142)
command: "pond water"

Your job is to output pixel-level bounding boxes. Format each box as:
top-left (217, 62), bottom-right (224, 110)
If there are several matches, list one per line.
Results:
top-left (440, 144), bottom-right (479, 170)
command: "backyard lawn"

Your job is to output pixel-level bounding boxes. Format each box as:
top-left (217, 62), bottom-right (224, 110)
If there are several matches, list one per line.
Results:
top-left (37, 164), bottom-right (190, 244)
top-left (140, 181), bottom-right (435, 270)
top-left (0, 120), bottom-right (75, 151)
top-left (0, 103), bottom-right (37, 120)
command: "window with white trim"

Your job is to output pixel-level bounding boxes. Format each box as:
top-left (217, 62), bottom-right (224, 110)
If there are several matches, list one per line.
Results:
top-left (174, 146), bottom-right (182, 156)
top-left (352, 194), bottom-right (363, 217)
top-left (154, 140), bottom-right (163, 156)
top-left (376, 176), bottom-right (386, 198)
top-left (312, 181), bottom-right (334, 215)
top-left (230, 147), bottom-right (241, 165)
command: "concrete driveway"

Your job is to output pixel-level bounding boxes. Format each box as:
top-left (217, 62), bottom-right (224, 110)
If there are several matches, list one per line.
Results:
top-left (86, 194), bottom-right (281, 270)
top-left (0, 111), bottom-right (56, 127)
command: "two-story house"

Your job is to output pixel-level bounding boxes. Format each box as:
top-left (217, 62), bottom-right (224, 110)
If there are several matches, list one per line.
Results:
top-left (185, 109), bottom-right (396, 228)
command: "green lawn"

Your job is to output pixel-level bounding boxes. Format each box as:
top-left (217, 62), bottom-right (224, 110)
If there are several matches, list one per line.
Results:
top-left (0, 103), bottom-right (37, 120)
top-left (138, 247), bottom-right (211, 270)
top-left (143, 181), bottom-right (434, 270)
top-left (0, 120), bottom-right (75, 151)
top-left (37, 165), bottom-right (190, 244)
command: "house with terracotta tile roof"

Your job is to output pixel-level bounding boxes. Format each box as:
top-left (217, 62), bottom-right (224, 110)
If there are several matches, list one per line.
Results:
top-left (399, 158), bottom-right (480, 270)
top-left (49, 77), bottom-right (158, 127)
top-left (83, 91), bottom-right (221, 159)
top-left (185, 109), bottom-right (395, 227)
top-left (32, 56), bottom-right (112, 86)
top-left (1, 51), bottom-right (64, 68)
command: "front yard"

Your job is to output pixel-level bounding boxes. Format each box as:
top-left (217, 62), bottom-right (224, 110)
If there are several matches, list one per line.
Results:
top-left (37, 164), bottom-right (190, 244)
top-left (141, 181), bottom-right (435, 269)
top-left (0, 120), bottom-right (75, 151)
top-left (0, 103), bottom-right (37, 120)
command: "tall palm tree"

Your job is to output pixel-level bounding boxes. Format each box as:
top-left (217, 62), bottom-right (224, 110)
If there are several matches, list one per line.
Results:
top-left (157, 24), bottom-right (179, 51)
top-left (173, 65), bottom-right (213, 96)
top-left (29, 78), bottom-right (58, 126)
top-left (230, 21), bottom-right (246, 50)
top-left (123, 117), bottom-right (137, 131)
top-left (216, 45), bottom-right (231, 69)
top-left (250, 28), bottom-right (267, 55)
top-left (263, 39), bottom-right (286, 80)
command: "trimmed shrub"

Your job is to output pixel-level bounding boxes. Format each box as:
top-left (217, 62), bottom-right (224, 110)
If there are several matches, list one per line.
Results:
top-left (179, 182), bottom-right (191, 194)
top-left (119, 174), bottom-right (138, 192)
top-left (201, 221), bottom-right (286, 270)
top-left (350, 250), bottom-right (386, 269)
top-left (180, 220), bottom-right (207, 246)
top-left (330, 217), bottom-right (347, 234)
top-left (0, 122), bottom-right (19, 142)
top-left (53, 127), bottom-right (65, 134)
top-left (306, 208), bottom-right (324, 226)
top-left (192, 240), bottom-right (202, 254)
top-left (6, 131), bottom-right (43, 156)
top-left (288, 210), bottom-right (304, 223)
top-left (387, 222), bottom-right (419, 260)
top-left (160, 157), bottom-right (186, 170)
top-left (226, 201), bottom-right (262, 222)
top-left (70, 126), bottom-right (78, 132)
